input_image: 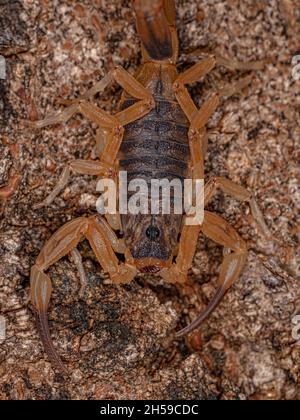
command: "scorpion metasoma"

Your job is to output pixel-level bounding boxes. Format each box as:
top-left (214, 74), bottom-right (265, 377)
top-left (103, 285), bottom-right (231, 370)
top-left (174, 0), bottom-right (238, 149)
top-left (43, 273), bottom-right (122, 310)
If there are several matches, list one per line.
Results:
top-left (29, 0), bottom-right (271, 372)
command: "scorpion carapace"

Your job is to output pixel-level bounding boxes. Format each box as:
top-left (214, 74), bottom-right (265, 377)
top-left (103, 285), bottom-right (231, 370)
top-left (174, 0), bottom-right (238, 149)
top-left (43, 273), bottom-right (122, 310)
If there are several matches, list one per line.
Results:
top-left (29, 0), bottom-right (271, 372)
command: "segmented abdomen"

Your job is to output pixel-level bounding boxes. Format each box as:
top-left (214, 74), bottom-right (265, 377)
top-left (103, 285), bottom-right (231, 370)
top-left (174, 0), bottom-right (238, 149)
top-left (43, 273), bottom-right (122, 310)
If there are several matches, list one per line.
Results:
top-left (118, 98), bottom-right (190, 185)
top-left (118, 96), bottom-right (190, 260)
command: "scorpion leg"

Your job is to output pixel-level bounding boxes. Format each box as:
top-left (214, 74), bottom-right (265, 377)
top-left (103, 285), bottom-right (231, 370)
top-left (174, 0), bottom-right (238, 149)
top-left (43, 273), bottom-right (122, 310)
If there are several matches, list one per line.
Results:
top-left (187, 49), bottom-right (265, 71)
top-left (181, 97), bottom-right (271, 242)
top-left (161, 123), bottom-right (208, 283)
top-left (76, 65), bottom-right (154, 103)
top-left (105, 212), bottom-right (122, 232)
top-left (174, 56), bottom-right (217, 122)
top-left (31, 68), bottom-right (154, 208)
top-left (71, 217), bottom-right (127, 297)
top-left (33, 159), bottom-right (115, 210)
top-left (31, 217), bottom-right (88, 372)
top-left (215, 54), bottom-right (265, 72)
top-left (32, 106), bottom-right (122, 208)
top-left (162, 86), bottom-right (224, 284)
top-left (95, 126), bottom-right (108, 156)
top-left (174, 52), bottom-right (263, 125)
top-left (161, 225), bottom-right (201, 284)
top-left (204, 176), bottom-right (271, 238)
top-left (174, 72), bottom-right (252, 132)
top-left (31, 216), bottom-right (136, 371)
top-left (34, 95), bottom-right (154, 208)
top-left (175, 211), bottom-right (247, 337)
top-left (29, 66), bottom-right (153, 129)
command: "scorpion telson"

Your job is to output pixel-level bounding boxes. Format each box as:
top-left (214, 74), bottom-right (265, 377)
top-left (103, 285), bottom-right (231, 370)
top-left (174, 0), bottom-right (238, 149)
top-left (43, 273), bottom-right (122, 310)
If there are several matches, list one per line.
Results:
top-left (29, 0), bottom-right (271, 372)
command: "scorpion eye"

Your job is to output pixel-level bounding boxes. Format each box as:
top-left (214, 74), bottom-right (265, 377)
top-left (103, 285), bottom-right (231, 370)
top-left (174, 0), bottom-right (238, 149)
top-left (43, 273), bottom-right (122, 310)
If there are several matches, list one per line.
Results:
top-left (146, 226), bottom-right (160, 241)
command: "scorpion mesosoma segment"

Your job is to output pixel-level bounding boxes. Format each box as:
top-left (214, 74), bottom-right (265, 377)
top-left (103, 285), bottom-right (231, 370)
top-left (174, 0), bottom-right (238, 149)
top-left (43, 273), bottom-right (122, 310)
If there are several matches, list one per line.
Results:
top-left (30, 0), bottom-right (271, 372)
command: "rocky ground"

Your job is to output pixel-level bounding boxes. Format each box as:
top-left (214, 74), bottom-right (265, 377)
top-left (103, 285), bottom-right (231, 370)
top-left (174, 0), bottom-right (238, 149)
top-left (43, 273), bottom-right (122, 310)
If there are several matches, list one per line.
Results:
top-left (0, 0), bottom-right (299, 400)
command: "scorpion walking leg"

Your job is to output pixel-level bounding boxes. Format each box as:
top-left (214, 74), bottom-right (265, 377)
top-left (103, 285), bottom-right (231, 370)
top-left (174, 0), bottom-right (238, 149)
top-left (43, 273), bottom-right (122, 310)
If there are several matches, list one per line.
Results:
top-left (214, 53), bottom-right (265, 96)
top-left (179, 87), bottom-right (270, 239)
top-left (70, 216), bottom-right (127, 296)
top-left (161, 67), bottom-right (214, 284)
top-left (164, 68), bottom-right (227, 285)
top-left (176, 211), bottom-right (247, 337)
top-left (161, 225), bottom-right (201, 284)
top-left (29, 66), bottom-right (153, 129)
top-left (186, 49), bottom-right (265, 72)
top-left (204, 177), bottom-right (271, 238)
top-left (32, 106), bottom-right (123, 209)
top-left (174, 56), bottom-right (217, 123)
top-left (174, 51), bottom-right (264, 125)
top-left (31, 216), bottom-right (136, 371)
top-left (95, 126), bottom-right (108, 156)
top-left (69, 248), bottom-right (87, 298)
top-left (33, 159), bottom-right (115, 209)
top-left (215, 54), bottom-right (265, 72)
top-left (31, 67), bottom-right (154, 208)
top-left (105, 212), bottom-right (122, 232)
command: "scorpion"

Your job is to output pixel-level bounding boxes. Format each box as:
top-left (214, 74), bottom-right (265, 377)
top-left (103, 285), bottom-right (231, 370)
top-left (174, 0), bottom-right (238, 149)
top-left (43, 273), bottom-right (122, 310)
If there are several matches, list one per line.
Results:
top-left (29, 0), bottom-right (271, 372)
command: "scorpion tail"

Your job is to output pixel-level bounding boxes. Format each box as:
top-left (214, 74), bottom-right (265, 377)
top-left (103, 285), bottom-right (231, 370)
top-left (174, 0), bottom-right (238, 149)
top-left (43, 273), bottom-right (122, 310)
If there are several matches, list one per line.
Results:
top-left (133, 0), bottom-right (178, 62)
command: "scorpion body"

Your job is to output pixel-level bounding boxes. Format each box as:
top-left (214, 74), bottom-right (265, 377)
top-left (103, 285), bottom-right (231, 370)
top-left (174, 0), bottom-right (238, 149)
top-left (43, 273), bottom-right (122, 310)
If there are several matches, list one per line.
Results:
top-left (119, 63), bottom-right (190, 271)
top-left (29, 0), bottom-right (271, 372)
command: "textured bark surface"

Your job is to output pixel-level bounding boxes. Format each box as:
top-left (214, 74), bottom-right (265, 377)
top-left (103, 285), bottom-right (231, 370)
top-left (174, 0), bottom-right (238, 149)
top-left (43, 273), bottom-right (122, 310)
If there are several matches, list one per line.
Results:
top-left (0, 0), bottom-right (299, 400)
